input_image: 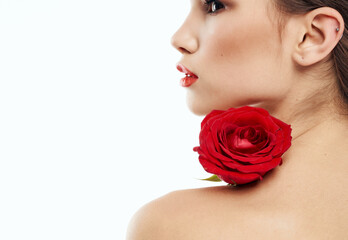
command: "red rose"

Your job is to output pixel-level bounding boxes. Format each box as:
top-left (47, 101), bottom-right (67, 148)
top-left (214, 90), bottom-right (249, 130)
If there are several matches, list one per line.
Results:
top-left (193, 106), bottom-right (292, 186)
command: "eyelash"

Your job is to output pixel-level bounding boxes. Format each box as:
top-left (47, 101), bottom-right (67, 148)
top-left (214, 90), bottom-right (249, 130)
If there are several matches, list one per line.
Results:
top-left (204, 0), bottom-right (225, 14)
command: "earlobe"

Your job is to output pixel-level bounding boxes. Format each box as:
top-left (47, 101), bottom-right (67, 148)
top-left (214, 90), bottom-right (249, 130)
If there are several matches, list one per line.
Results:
top-left (292, 7), bottom-right (344, 67)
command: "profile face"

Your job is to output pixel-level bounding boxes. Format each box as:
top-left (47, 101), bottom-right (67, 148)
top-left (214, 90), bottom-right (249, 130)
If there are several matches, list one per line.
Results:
top-left (172, 0), bottom-right (293, 115)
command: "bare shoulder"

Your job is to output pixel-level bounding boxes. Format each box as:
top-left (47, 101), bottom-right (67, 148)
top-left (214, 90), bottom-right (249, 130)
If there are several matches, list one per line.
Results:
top-left (126, 186), bottom-right (269, 240)
top-left (126, 187), bottom-right (234, 240)
top-left (125, 186), bottom-right (300, 240)
top-left (126, 184), bottom-right (348, 240)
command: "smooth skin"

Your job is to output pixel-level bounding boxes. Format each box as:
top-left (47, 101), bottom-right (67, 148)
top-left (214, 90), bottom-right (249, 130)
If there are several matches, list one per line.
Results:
top-left (127, 0), bottom-right (348, 239)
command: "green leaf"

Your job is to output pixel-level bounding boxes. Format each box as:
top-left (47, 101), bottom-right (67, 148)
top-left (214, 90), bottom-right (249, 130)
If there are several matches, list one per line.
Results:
top-left (201, 175), bottom-right (222, 182)
top-left (228, 181), bottom-right (237, 187)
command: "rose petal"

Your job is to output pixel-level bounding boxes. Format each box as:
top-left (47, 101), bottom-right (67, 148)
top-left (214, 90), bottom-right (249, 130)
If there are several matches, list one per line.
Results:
top-left (199, 156), bottom-right (262, 185)
top-left (194, 146), bottom-right (227, 169)
top-left (201, 109), bottom-right (225, 129)
top-left (222, 157), bottom-right (282, 175)
top-left (219, 142), bottom-right (275, 164)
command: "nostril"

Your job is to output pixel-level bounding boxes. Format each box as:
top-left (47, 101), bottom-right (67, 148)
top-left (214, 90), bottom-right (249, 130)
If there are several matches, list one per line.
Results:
top-left (178, 47), bottom-right (191, 54)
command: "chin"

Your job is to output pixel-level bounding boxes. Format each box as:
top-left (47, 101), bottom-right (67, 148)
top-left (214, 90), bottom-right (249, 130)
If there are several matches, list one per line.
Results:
top-left (187, 104), bottom-right (208, 116)
top-left (186, 99), bottom-right (211, 116)
top-left (186, 99), bottom-right (230, 116)
top-left (187, 99), bottom-right (253, 116)
top-left (186, 92), bottom-right (256, 116)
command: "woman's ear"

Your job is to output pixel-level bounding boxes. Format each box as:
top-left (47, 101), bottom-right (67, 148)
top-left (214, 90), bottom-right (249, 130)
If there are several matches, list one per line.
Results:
top-left (292, 7), bottom-right (344, 67)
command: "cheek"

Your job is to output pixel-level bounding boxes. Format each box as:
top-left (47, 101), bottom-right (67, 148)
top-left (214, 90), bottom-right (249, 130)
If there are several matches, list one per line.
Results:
top-left (203, 18), bottom-right (285, 91)
top-left (202, 19), bottom-right (266, 82)
top-left (202, 21), bottom-right (241, 60)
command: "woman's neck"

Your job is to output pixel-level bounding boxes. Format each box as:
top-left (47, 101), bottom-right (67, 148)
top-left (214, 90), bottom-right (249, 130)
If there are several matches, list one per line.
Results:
top-left (252, 93), bottom-right (348, 160)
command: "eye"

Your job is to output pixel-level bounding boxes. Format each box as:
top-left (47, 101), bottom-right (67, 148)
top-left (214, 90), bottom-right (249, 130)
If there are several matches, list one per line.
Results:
top-left (204, 0), bottom-right (225, 14)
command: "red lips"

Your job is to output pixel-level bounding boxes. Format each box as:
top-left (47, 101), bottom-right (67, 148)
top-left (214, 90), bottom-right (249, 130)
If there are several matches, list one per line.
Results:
top-left (176, 63), bottom-right (198, 87)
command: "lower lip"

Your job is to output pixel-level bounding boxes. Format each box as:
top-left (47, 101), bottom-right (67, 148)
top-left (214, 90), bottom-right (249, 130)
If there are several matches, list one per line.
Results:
top-left (180, 76), bottom-right (198, 87)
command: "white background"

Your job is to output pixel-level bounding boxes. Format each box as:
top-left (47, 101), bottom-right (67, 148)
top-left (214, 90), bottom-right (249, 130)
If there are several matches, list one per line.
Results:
top-left (0, 0), bottom-right (225, 239)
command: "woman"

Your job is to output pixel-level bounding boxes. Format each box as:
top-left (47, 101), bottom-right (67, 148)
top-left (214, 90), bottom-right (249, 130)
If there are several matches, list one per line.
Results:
top-left (127, 0), bottom-right (347, 239)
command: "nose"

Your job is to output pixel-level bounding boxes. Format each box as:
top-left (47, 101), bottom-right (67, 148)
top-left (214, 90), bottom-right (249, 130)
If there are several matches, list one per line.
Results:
top-left (171, 13), bottom-right (199, 54)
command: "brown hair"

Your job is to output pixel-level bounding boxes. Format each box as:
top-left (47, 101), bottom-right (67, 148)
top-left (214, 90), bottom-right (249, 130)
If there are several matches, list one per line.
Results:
top-left (273, 0), bottom-right (348, 106)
